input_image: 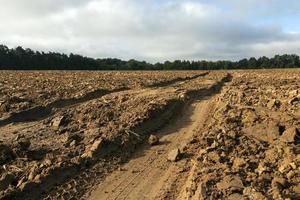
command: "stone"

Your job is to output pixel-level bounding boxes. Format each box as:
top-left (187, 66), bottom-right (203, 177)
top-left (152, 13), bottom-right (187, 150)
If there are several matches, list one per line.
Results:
top-left (148, 135), bottom-right (159, 146)
top-left (167, 148), bottom-right (180, 162)
top-left (242, 109), bottom-right (259, 124)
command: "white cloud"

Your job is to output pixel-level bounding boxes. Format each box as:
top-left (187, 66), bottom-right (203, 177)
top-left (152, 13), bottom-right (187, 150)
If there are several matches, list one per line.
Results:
top-left (0, 0), bottom-right (300, 62)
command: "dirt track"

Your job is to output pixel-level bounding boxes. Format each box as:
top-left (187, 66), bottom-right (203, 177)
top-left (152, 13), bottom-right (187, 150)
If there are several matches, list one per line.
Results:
top-left (1, 71), bottom-right (224, 200)
top-left (87, 87), bottom-right (218, 200)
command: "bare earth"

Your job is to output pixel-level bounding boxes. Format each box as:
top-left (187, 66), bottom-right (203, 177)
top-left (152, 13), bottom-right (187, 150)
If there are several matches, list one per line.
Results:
top-left (87, 86), bottom-right (217, 200)
top-left (1, 70), bottom-right (300, 200)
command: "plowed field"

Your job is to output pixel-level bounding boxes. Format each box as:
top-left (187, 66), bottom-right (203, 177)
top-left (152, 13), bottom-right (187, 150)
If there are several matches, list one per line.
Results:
top-left (1, 70), bottom-right (300, 200)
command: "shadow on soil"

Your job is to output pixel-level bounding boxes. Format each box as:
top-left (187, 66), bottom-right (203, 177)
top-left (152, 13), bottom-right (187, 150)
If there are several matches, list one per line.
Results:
top-left (0, 88), bottom-right (128, 127)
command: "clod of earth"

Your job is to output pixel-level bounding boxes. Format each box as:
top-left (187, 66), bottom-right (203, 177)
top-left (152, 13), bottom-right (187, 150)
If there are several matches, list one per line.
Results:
top-left (81, 138), bottom-right (104, 158)
top-left (280, 127), bottom-right (300, 144)
top-left (216, 175), bottom-right (244, 191)
top-left (51, 116), bottom-right (66, 127)
top-left (167, 148), bottom-right (181, 162)
top-left (232, 157), bottom-right (246, 169)
top-left (148, 134), bottom-right (159, 146)
top-left (243, 122), bottom-right (281, 142)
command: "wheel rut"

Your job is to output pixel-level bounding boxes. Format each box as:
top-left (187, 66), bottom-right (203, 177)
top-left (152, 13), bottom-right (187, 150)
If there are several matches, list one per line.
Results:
top-left (86, 77), bottom-right (228, 200)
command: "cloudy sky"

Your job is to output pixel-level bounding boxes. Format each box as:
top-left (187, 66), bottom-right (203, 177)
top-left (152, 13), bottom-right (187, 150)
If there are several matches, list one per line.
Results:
top-left (0, 0), bottom-right (300, 62)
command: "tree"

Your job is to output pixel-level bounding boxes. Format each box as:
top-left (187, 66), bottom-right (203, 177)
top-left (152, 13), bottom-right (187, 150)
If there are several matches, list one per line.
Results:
top-left (248, 57), bottom-right (257, 69)
top-left (0, 44), bottom-right (300, 70)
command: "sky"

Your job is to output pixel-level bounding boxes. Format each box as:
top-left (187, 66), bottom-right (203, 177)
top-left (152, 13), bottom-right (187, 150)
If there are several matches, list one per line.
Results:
top-left (0, 0), bottom-right (300, 62)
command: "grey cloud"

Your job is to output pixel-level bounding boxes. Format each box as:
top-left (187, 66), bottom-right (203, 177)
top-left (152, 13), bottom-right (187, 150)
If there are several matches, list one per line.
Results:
top-left (0, 0), bottom-right (300, 62)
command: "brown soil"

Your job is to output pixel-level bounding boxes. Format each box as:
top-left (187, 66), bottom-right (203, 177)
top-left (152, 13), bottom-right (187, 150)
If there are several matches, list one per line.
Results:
top-left (178, 70), bottom-right (300, 200)
top-left (0, 71), bottom-right (206, 119)
top-left (1, 69), bottom-right (300, 200)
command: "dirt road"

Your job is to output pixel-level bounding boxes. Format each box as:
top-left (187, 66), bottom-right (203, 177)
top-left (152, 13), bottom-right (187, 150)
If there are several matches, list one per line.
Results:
top-left (87, 91), bottom-right (218, 200)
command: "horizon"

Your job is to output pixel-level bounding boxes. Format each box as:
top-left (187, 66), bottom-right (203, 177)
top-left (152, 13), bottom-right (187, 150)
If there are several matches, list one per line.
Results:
top-left (3, 44), bottom-right (299, 65)
top-left (1, 0), bottom-right (300, 62)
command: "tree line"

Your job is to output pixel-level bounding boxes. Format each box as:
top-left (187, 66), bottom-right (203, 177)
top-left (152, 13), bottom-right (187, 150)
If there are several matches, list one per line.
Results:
top-left (0, 44), bottom-right (300, 70)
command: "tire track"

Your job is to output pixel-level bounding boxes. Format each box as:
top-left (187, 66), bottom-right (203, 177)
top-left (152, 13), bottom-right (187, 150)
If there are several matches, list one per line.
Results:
top-left (87, 75), bottom-right (231, 200)
top-left (39, 73), bottom-right (230, 200)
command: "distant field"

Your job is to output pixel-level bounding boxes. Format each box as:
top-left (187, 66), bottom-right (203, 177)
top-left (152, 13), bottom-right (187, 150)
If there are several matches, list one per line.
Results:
top-left (0, 71), bottom-right (207, 118)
